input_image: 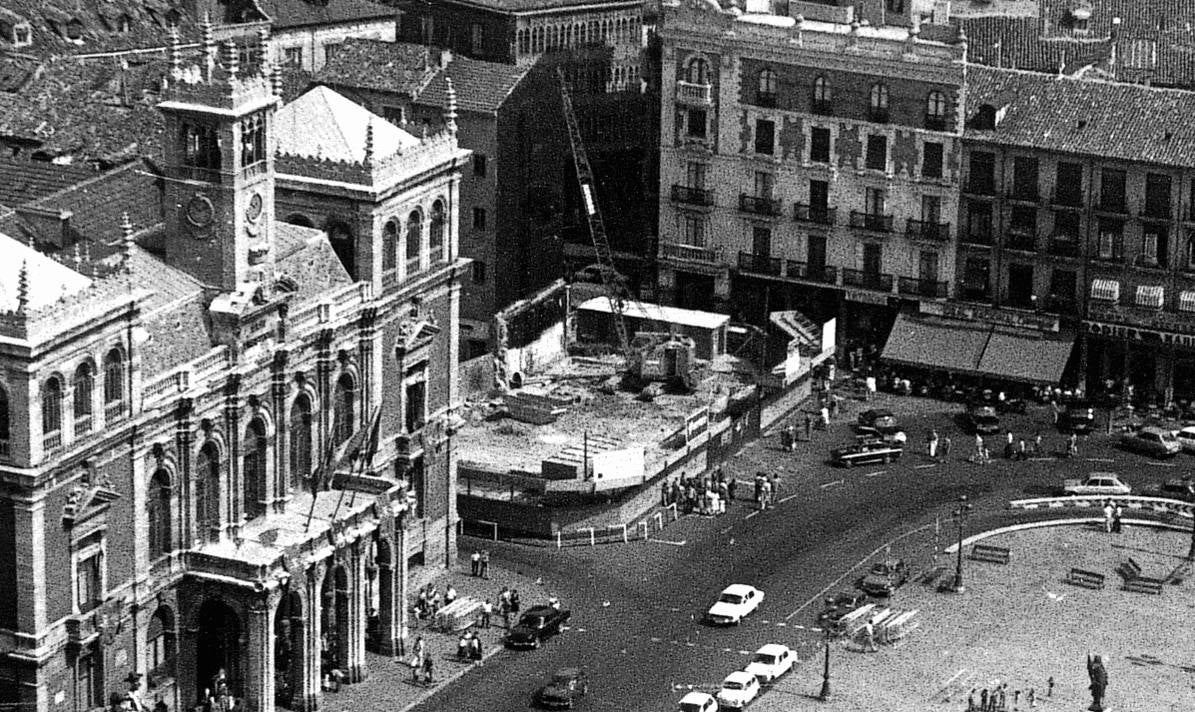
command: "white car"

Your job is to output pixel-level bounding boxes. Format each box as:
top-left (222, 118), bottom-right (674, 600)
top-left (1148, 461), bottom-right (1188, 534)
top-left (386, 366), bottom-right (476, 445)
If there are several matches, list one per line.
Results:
top-left (1175, 426), bottom-right (1195, 453)
top-left (706, 584), bottom-right (764, 625)
top-left (678, 690), bottom-right (718, 712)
top-left (716, 670), bottom-right (761, 710)
top-left (745, 643), bottom-right (797, 682)
top-left (1062, 472), bottom-right (1132, 497)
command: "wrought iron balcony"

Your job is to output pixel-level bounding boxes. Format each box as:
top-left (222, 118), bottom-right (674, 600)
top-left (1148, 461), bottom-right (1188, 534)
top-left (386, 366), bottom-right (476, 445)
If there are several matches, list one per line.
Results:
top-left (660, 241), bottom-right (718, 263)
top-left (739, 194), bottom-right (781, 217)
top-left (905, 219), bottom-right (951, 241)
top-left (897, 277), bottom-right (948, 299)
top-left (1043, 294), bottom-right (1078, 315)
top-left (842, 268), bottom-right (893, 292)
top-left (676, 81), bottom-right (712, 106)
top-left (962, 225), bottom-right (994, 245)
top-left (849, 211), bottom-right (894, 233)
top-left (793, 203), bottom-right (836, 226)
top-left (671, 184), bottom-right (714, 206)
top-left (738, 252), bottom-right (782, 276)
top-left (785, 261), bottom-right (838, 285)
top-left (1004, 231), bottom-right (1037, 252)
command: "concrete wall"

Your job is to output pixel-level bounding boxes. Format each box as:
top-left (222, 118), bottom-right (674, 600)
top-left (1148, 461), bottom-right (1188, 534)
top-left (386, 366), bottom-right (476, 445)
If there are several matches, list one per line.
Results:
top-left (503, 321), bottom-right (567, 380)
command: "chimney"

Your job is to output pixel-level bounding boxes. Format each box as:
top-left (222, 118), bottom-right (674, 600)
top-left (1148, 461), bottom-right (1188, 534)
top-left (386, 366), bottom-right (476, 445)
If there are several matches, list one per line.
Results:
top-left (439, 48), bottom-right (453, 69)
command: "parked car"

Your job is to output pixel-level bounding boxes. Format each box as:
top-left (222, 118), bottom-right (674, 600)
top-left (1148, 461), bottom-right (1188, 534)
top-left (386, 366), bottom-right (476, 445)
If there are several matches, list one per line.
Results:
top-left (964, 404), bottom-right (1001, 434)
top-left (1155, 476), bottom-right (1195, 501)
top-left (830, 440), bottom-right (903, 467)
top-left (505, 605), bottom-right (571, 649)
top-left (1062, 472), bottom-right (1132, 497)
top-left (705, 584), bottom-right (764, 625)
top-left (535, 668), bottom-right (588, 709)
top-left (744, 644), bottom-right (797, 683)
top-left (857, 408), bottom-right (900, 436)
top-left (678, 691), bottom-right (719, 712)
top-left (857, 559), bottom-right (909, 597)
top-left (1119, 426), bottom-right (1181, 458)
top-left (1173, 426), bottom-right (1195, 453)
top-left (816, 591), bottom-right (869, 625)
top-left (1059, 402), bottom-right (1097, 434)
top-left (716, 671), bottom-right (761, 710)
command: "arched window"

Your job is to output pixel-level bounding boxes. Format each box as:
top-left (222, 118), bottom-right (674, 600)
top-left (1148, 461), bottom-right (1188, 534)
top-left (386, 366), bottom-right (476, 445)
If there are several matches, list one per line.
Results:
top-left (147, 469), bottom-right (172, 560)
top-left (382, 220), bottom-right (398, 271)
top-left (289, 394), bottom-right (313, 491)
top-left (926, 90), bottom-right (948, 130)
top-left (333, 374), bottom-right (355, 444)
top-left (812, 75), bottom-right (831, 114)
top-left (869, 83), bottom-right (890, 122)
top-left (326, 220), bottom-right (356, 278)
top-left (103, 348), bottom-right (124, 417)
top-left (73, 363), bottom-right (94, 434)
top-left (147, 606), bottom-right (176, 678)
top-left (243, 418), bottom-right (267, 521)
top-left (42, 376), bottom-right (63, 441)
top-left (757, 68), bottom-right (778, 106)
top-left (405, 209), bottom-right (422, 270)
top-left (195, 442), bottom-right (221, 540)
top-left (430, 201), bottom-right (446, 262)
top-left (686, 57), bottom-right (709, 84)
top-left (0, 385), bottom-right (10, 454)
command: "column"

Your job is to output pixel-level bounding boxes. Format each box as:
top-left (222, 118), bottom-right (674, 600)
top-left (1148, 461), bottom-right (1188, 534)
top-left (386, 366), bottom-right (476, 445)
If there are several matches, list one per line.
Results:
top-left (297, 565), bottom-right (323, 712)
top-left (656, 264), bottom-right (676, 305)
top-left (345, 543), bottom-right (367, 682)
top-left (271, 352), bottom-right (290, 512)
top-left (1076, 332), bottom-right (1089, 392)
top-left (376, 530), bottom-right (399, 656)
top-left (1161, 343), bottom-right (1176, 406)
top-left (245, 591), bottom-right (278, 712)
top-left (713, 266), bottom-right (731, 313)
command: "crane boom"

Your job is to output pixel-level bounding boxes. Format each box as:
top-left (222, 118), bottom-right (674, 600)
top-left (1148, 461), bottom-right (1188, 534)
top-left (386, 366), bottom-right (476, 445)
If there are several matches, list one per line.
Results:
top-left (558, 70), bottom-right (633, 359)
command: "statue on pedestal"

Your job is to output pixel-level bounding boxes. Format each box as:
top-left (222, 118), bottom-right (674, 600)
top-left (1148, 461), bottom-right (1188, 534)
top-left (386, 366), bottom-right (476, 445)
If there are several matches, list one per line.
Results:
top-left (1087, 654), bottom-right (1108, 711)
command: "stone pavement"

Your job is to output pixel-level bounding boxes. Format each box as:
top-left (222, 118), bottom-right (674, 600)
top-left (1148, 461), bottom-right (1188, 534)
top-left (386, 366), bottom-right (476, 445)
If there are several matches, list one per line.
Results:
top-left (321, 555), bottom-right (551, 712)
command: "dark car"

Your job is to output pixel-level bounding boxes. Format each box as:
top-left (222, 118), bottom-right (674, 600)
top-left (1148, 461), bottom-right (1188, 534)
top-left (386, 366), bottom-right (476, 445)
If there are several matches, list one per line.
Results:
top-left (1059, 402), bottom-right (1097, 433)
top-left (1157, 476), bottom-right (1195, 501)
top-left (536, 668), bottom-right (589, 709)
top-left (830, 440), bottom-right (903, 467)
top-left (505, 605), bottom-right (571, 649)
top-left (857, 559), bottom-right (909, 597)
top-left (816, 591), bottom-right (868, 623)
top-left (857, 408), bottom-right (900, 436)
top-left (964, 404), bottom-right (1001, 435)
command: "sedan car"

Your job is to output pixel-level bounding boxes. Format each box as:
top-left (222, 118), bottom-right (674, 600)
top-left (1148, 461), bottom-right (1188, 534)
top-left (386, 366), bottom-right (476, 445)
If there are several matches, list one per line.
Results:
top-left (1062, 472), bottom-right (1133, 497)
top-left (706, 584), bottom-right (764, 625)
top-left (505, 605), bottom-right (571, 649)
top-left (716, 671), bottom-right (761, 710)
top-left (1173, 426), bottom-right (1195, 453)
top-left (858, 559), bottom-right (909, 597)
top-left (1059, 402), bottom-right (1097, 434)
top-left (678, 691), bottom-right (718, 712)
top-left (964, 404), bottom-right (1001, 435)
top-left (830, 440), bottom-right (903, 467)
top-left (535, 668), bottom-right (588, 709)
top-left (857, 408), bottom-right (900, 435)
top-left (1119, 426), bottom-right (1181, 458)
top-left (1156, 476), bottom-right (1195, 501)
top-left (816, 591), bottom-right (869, 625)
top-left (744, 644), bottom-right (797, 683)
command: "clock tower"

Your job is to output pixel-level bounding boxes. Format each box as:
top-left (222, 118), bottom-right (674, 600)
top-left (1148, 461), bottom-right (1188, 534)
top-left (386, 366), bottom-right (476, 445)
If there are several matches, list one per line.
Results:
top-left (158, 23), bottom-right (278, 292)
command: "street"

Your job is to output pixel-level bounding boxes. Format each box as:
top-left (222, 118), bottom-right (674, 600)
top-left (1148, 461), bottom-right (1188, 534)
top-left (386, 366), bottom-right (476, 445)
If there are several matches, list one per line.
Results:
top-left (409, 394), bottom-right (1190, 712)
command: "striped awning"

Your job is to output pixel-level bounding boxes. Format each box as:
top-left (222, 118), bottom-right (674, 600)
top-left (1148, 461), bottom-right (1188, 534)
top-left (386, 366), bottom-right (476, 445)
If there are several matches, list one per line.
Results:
top-left (1090, 278), bottom-right (1120, 302)
top-left (1180, 291), bottom-right (1195, 313)
top-left (1135, 285), bottom-right (1164, 309)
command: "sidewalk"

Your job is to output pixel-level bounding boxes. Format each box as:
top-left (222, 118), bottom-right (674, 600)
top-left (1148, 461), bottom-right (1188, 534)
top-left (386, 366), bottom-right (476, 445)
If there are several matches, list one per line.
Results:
top-left (326, 557), bottom-right (549, 712)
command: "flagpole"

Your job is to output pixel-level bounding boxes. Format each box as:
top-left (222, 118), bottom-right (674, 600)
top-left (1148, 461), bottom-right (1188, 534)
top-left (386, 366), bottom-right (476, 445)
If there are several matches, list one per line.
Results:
top-left (304, 408), bottom-right (338, 533)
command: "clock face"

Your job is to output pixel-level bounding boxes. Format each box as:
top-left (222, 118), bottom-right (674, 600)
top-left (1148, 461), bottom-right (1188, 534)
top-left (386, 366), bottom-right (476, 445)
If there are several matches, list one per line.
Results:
top-left (246, 193), bottom-right (263, 223)
top-left (185, 194), bottom-right (214, 229)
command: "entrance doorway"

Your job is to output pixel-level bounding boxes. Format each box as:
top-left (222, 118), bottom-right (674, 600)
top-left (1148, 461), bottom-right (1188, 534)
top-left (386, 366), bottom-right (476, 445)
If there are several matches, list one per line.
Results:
top-left (319, 565), bottom-right (350, 676)
top-left (195, 600), bottom-right (242, 704)
top-left (274, 590), bottom-right (304, 709)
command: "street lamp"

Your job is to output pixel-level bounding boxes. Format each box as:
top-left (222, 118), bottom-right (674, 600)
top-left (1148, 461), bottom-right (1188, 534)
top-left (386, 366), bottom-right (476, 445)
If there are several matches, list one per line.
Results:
top-left (818, 627), bottom-right (832, 701)
top-left (1186, 483), bottom-right (1195, 561)
top-left (949, 495), bottom-right (973, 593)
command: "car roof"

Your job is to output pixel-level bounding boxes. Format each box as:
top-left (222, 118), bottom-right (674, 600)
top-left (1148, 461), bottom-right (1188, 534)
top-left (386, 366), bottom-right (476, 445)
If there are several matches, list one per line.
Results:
top-left (524, 605), bottom-right (554, 615)
top-left (1139, 426), bottom-right (1170, 435)
top-left (867, 408), bottom-right (893, 417)
top-left (724, 671), bottom-right (756, 684)
top-left (1179, 426), bottom-right (1195, 435)
top-left (680, 691), bottom-right (715, 703)
top-left (1089, 471), bottom-right (1120, 478)
top-left (554, 667), bottom-right (582, 678)
top-left (756, 643), bottom-right (789, 655)
top-left (723, 584), bottom-right (756, 595)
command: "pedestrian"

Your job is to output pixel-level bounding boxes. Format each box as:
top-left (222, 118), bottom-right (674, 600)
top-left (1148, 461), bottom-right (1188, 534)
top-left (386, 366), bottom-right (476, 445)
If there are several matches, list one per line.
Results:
top-left (510, 589), bottom-right (521, 616)
top-left (830, 394), bottom-right (840, 419)
top-left (928, 429), bottom-right (939, 459)
top-left (1112, 502), bottom-right (1124, 533)
top-left (661, 479), bottom-right (670, 507)
top-left (1013, 689), bottom-right (1021, 709)
top-left (1028, 688), bottom-right (1037, 707)
top-left (942, 435), bottom-right (952, 460)
top-left (1017, 439), bottom-right (1027, 461)
top-left (410, 636), bottom-right (425, 682)
top-left (980, 690), bottom-right (989, 711)
top-left (1004, 431), bottom-right (1015, 459)
top-left (1047, 677), bottom-right (1054, 697)
top-left (820, 405), bottom-right (830, 428)
top-left (445, 584), bottom-right (457, 605)
top-left (862, 617), bottom-right (878, 652)
top-left (1102, 500), bottom-right (1114, 533)
top-left (866, 375), bottom-right (877, 402)
top-left (968, 688), bottom-right (977, 711)
top-left (974, 433), bottom-right (984, 458)
top-left (1067, 433), bottom-right (1079, 458)
top-left (480, 598), bottom-right (492, 628)
top-left (1033, 431), bottom-right (1043, 455)
top-left (480, 550), bottom-right (490, 579)
top-left (804, 414), bottom-right (813, 440)
top-left (754, 473), bottom-right (764, 507)
top-left (717, 481), bottom-right (729, 513)
top-left (421, 653), bottom-right (434, 685)
top-left (727, 477), bottom-right (737, 503)
top-left (770, 473), bottom-right (782, 500)
top-left (780, 425), bottom-right (792, 452)
top-left (470, 550), bottom-right (480, 577)
top-left (760, 477), bottom-right (772, 510)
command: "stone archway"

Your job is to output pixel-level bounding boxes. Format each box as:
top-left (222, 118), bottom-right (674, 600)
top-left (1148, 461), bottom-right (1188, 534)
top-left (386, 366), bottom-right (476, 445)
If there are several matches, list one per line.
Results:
top-left (195, 599), bottom-right (243, 704)
top-left (273, 589), bottom-right (304, 709)
top-left (319, 564), bottom-right (351, 675)
top-left (371, 538), bottom-right (392, 654)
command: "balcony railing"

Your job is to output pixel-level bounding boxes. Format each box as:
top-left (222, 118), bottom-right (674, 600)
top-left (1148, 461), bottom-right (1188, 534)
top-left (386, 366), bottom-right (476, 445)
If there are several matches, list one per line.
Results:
top-left (43, 431), bottom-right (62, 452)
top-left (671, 184), bottom-right (715, 206)
top-left (1095, 200), bottom-right (1127, 215)
top-left (1132, 254), bottom-right (1167, 270)
top-left (1004, 232), bottom-right (1037, 252)
top-left (905, 219), bottom-right (951, 241)
top-left (793, 203), bottom-right (836, 226)
top-left (1043, 295), bottom-right (1078, 315)
top-left (842, 269), bottom-right (893, 292)
top-left (897, 277), bottom-right (948, 299)
top-left (739, 194), bottom-right (781, 216)
top-left (1048, 238), bottom-right (1081, 257)
top-left (738, 252), bottom-right (782, 276)
top-left (1092, 249), bottom-right (1124, 263)
top-left (962, 226), bottom-right (994, 245)
top-left (785, 261), bottom-right (838, 285)
top-left (676, 81), bottom-right (712, 106)
top-left (959, 287), bottom-right (992, 303)
top-left (965, 179), bottom-right (997, 196)
top-left (1052, 190), bottom-right (1084, 208)
top-left (660, 241), bottom-right (717, 263)
top-left (1006, 188), bottom-right (1040, 203)
top-left (104, 401), bottom-right (124, 422)
top-left (849, 211), bottom-right (894, 233)
top-left (73, 414), bottom-right (92, 438)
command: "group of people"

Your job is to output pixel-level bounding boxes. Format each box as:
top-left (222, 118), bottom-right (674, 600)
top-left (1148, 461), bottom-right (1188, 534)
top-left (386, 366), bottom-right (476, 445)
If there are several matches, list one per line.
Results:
top-left (413, 582), bottom-right (459, 622)
top-left (455, 630), bottom-right (484, 662)
top-left (1102, 500), bottom-right (1125, 533)
top-left (407, 635), bottom-right (434, 685)
top-left (752, 471), bottom-right (782, 511)
top-left (967, 684), bottom-right (1038, 711)
top-left (661, 468), bottom-right (737, 516)
top-left (967, 430), bottom-right (1076, 464)
top-left (468, 550), bottom-right (491, 578)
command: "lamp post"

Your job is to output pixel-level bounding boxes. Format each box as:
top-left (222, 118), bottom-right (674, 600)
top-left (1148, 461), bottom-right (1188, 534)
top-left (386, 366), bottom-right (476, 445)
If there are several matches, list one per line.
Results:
top-left (818, 626), bottom-right (832, 701)
top-left (1186, 483), bottom-right (1195, 561)
top-left (949, 495), bottom-right (973, 593)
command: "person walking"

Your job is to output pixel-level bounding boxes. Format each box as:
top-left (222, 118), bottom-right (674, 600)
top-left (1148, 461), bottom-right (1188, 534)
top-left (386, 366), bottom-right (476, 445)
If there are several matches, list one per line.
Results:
top-left (480, 598), bottom-right (492, 628)
top-left (1102, 500), bottom-right (1114, 533)
top-left (1112, 502), bottom-right (1124, 533)
top-left (804, 413), bottom-right (813, 441)
top-left (927, 429), bottom-right (939, 459)
top-left (769, 473), bottom-right (782, 502)
top-left (760, 477), bottom-right (772, 511)
top-left (510, 589), bottom-right (521, 617)
top-left (941, 435), bottom-right (952, 460)
top-left (480, 550), bottom-right (490, 579)
top-left (780, 424), bottom-right (792, 452)
top-left (1033, 431), bottom-right (1043, 456)
top-left (726, 477), bottom-right (737, 504)
top-left (820, 405), bottom-right (830, 429)
top-left (410, 636), bottom-right (425, 683)
top-left (421, 654), bottom-right (434, 685)
top-left (753, 473), bottom-right (764, 508)
top-left (1067, 432), bottom-right (1079, 458)
top-left (862, 618), bottom-right (878, 652)
top-left (470, 550), bottom-right (480, 577)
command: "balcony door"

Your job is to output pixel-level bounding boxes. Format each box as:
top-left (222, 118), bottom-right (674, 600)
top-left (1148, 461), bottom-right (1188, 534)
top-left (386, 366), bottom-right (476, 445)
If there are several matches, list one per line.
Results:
top-left (752, 225), bottom-right (771, 257)
top-left (919, 251), bottom-right (939, 284)
top-left (863, 243), bottom-right (882, 277)
top-left (808, 234), bottom-right (826, 271)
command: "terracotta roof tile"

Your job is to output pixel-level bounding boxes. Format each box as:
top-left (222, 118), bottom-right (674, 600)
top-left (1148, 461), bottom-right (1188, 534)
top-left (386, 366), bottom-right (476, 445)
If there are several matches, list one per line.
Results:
top-left (315, 39), bottom-right (436, 96)
top-left (434, 0), bottom-right (638, 12)
top-left (275, 222), bottom-right (353, 302)
top-left (0, 155), bottom-right (98, 207)
top-left (21, 158), bottom-right (164, 246)
top-left (0, 0), bottom-right (198, 57)
top-left (415, 54), bottom-right (532, 113)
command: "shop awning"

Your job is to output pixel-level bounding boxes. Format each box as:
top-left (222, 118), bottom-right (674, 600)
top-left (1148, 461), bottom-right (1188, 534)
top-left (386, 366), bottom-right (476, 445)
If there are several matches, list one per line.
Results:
top-left (1091, 278), bottom-right (1120, 302)
top-left (1136, 285), bottom-right (1164, 309)
top-left (1180, 291), bottom-right (1195, 313)
top-left (881, 313), bottom-right (1074, 386)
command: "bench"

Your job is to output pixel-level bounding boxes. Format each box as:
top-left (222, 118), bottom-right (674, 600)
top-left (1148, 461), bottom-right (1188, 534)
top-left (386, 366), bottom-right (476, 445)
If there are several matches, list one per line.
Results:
top-left (969, 543), bottom-right (1011, 565)
top-left (833, 602), bottom-right (878, 637)
top-left (878, 609), bottom-right (920, 644)
top-left (1118, 557), bottom-right (1143, 581)
top-left (1122, 575), bottom-right (1165, 595)
top-left (1065, 568), bottom-right (1106, 590)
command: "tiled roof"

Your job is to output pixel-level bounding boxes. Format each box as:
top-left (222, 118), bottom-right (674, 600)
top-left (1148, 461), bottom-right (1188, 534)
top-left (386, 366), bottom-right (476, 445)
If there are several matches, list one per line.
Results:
top-left (125, 244), bottom-right (204, 312)
top-left (195, 0), bottom-right (396, 29)
top-left (964, 65), bottom-right (1195, 167)
top-left (0, 231), bottom-right (93, 312)
top-left (17, 158), bottom-right (164, 247)
top-left (0, 56), bottom-right (41, 92)
top-left (275, 222), bottom-right (352, 302)
top-left (0, 155), bottom-right (99, 208)
top-left (140, 292), bottom-right (214, 375)
top-left (276, 85), bottom-right (419, 162)
top-left (0, 0), bottom-right (198, 57)
top-left (317, 39), bottom-right (531, 113)
top-left (433, 0), bottom-right (639, 13)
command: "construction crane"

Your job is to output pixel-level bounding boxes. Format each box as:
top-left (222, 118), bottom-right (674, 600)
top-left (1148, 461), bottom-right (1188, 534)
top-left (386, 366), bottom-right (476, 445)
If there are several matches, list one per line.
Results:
top-left (557, 69), bottom-right (633, 360)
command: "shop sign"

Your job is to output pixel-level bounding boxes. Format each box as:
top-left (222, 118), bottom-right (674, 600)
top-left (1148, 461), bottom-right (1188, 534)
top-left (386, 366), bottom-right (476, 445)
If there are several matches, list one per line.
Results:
top-left (930, 302), bottom-right (1060, 333)
top-left (845, 289), bottom-right (891, 306)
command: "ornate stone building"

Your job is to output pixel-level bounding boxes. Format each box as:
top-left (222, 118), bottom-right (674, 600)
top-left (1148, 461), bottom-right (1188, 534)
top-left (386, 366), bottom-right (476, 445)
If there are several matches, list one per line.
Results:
top-left (0, 23), bottom-right (469, 712)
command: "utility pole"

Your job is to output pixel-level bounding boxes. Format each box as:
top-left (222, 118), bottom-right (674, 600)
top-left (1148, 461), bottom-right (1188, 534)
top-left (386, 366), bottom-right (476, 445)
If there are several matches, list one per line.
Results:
top-left (818, 627), bottom-right (832, 701)
top-left (949, 495), bottom-right (973, 593)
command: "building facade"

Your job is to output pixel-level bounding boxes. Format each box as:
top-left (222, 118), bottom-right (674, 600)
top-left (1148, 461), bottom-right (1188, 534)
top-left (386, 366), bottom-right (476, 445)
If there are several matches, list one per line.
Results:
top-left (656, 0), bottom-right (966, 347)
top-left (0, 26), bottom-right (467, 712)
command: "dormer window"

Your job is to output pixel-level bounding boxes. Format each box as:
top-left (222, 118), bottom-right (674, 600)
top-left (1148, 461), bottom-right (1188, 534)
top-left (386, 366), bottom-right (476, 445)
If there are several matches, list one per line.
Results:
top-left (117, 14), bottom-right (131, 33)
top-left (165, 9), bottom-right (180, 29)
top-left (181, 122), bottom-right (221, 174)
top-left (970, 104), bottom-right (997, 130)
top-left (12, 22), bottom-right (31, 46)
top-left (65, 18), bottom-right (84, 43)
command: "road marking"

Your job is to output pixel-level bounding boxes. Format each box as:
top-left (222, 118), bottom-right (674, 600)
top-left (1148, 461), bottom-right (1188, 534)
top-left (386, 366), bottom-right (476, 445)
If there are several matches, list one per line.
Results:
top-left (745, 510), bottom-right (760, 520)
top-left (913, 464), bottom-right (936, 470)
top-left (1027, 457), bottom-right (1053, 461)
top-left (648, 538), bottom-right (688, 546)
top-left (1147, 462), bottom-right (1177, 467)
top-left (719, 525), bottom-right (734, 534)
top-left (865, 470), bottom-right (886, 478)
top-left (1085, 457), bottom-right (1115, 463)
top-left (779, 493), bottom-right (799, 504)
top-left (819, 479), bottom-right (844, 489)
